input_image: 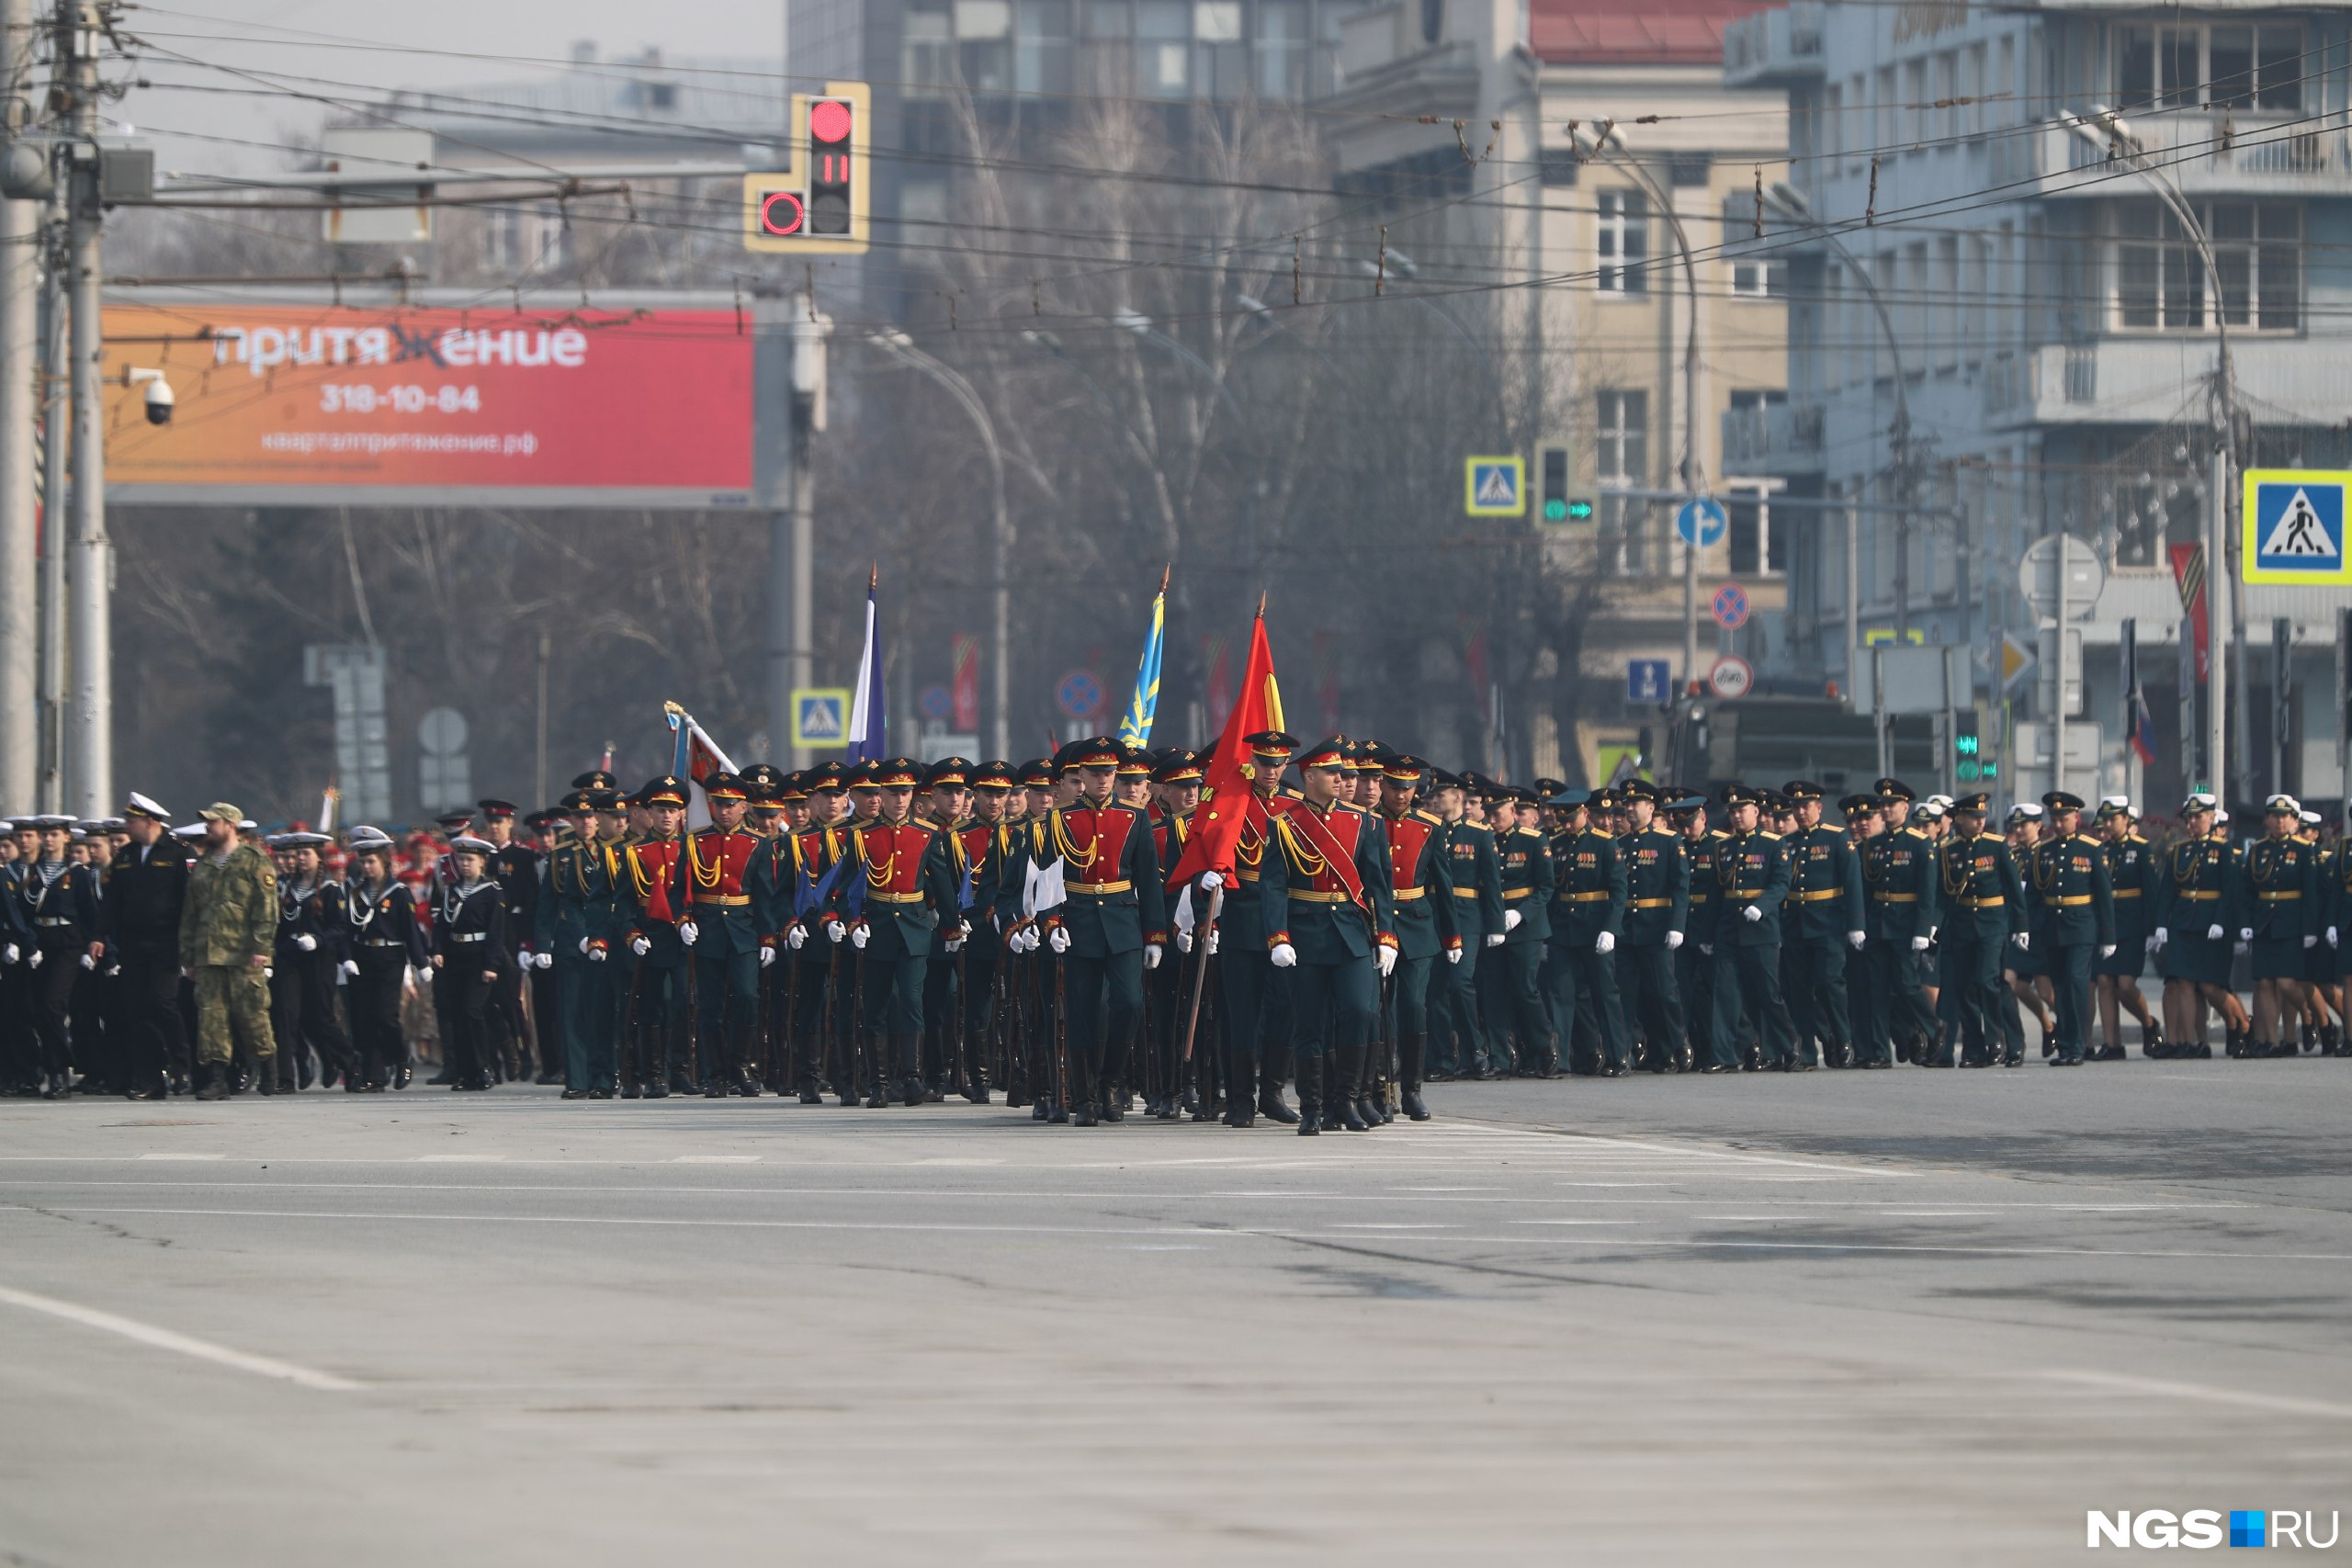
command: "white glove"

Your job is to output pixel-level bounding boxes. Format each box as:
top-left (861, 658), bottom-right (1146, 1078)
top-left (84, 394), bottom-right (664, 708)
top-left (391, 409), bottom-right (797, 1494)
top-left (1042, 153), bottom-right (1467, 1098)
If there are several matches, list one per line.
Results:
top-left (1376, 944), bottom-right (1396, 977)
top-left (2144, 935), bottom-right (2159, 954)
top-left (79, 952), bottom-right (95, 969)
top-left (2302, 933), bottom-right (2318, 950)
top-left (1484, 932), bottom-right (1504, 948)
top-left (2012, 932), bottom-right (2030, 951)
top-left (537, 951), bottom-right (555, 969)
top-left (1204, 930), bottom-right (1219, 956)
top-left (1909, 934), bottom-right (1931, 953)
top-left (2, 943), bottom-right (15, 964)
top-left (2152, 927), bottom-right (2168, 949)
top-left (786, 923), bottom-right (808, 950)
top-left (1665, 930), bottom-right (1683, 951)
top-left (27, 948), bottom-right (40, 968)
top-left (412, 964), bottom-right (432, 987)
top-left (587, 944), bottom-right (607, 963)
top-left (1699, 942), bottom-right (1713, 956)
top-left (826, 919), bottom-right (846, 943)
top-left (1269, 942), bottom-right (1297, 969)
top-left (1503, 908), bottom-right (1522, 933)
top-left (1594, 931), bottom-right (1616, 955)
top-left (2207, 924), bottom-right (2225, 942)
top-left (2099, 944), bottom-right (2117, 959)
top-left (1047, 926), bottom-right (1071, 954)
top-left (851, 923), bottom-right (870, 950)
top-left (1019, 928), bottom-right (1042, 953)
top-left (2240, 928), bottom-right (2254, 942)
top-left (1198, 870), bottom-right (1223, 893)
top-left (1742, 904), bottom-right (1763, 923)
top-left (1446, 947), bottom-right (1463, 965)
top-left (263, 966), bottom-right (274, 979)
top-left (2330, 926), bottom-right (2340, 949)
top-left (631, 936), bottom-right (651, 957)
top-left (578, 936), bottom-right (593, 955)
top-left (1176, 927), bottom-right (1193, 953)
top-left (759, 945), bottom-right (777, 968)
top-left (340, 959), bottom-right (359, 977)
top-left (679, 919), bottom-right (698, 947)
top-left (1143, 942), bottom-right (1162, 970)
top-left (1847, 931), bottom-right (1866, 951)
top-left (295, 933), bottom-right (317, 953)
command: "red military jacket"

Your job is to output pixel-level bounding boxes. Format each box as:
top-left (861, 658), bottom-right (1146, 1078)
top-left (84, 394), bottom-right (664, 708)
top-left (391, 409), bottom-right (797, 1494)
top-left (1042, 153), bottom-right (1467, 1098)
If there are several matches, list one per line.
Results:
top-left (853, 818), bottom-right (940, 901)
top-left (625, 833), bottom-right (687, 932)
top-left (1051, 802), bottom-right (1141, 891)
top-left (1232, 788), bottom-right (1293, 886)
top-left (684, 826), bottom-right (758, 907)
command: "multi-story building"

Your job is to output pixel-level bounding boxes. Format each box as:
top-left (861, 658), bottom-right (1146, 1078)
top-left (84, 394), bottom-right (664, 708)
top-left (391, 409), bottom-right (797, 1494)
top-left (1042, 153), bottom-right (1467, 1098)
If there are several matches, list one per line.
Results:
top-left (1726, 0), bottom-right (2349, 811)
top-left (1323, 0), bottom-right (1792, 784)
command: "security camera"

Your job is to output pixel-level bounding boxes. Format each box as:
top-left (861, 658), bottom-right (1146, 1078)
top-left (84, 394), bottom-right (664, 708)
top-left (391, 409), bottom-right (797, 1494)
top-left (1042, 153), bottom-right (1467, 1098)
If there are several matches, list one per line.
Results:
top-left (125, 367), bottom-right (173, 425)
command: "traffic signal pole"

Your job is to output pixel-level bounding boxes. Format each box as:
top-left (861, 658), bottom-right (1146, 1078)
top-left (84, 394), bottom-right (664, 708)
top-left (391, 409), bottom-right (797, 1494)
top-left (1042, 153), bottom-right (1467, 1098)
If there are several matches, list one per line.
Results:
top-left (62, 0), bottom-right (108, 816)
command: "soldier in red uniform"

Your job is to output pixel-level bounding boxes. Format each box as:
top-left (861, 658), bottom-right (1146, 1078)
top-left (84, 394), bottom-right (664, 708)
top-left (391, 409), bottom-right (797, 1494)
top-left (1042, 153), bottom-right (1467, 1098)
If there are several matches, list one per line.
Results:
top-left (1371, 749), bottom-right (1453, 1122)
top-left (682, 772), bottom-right (764, 1097)
top-left (790, 761), bottom-right (854, 1103)
top-left (836, 759), bottom-right (961, 1107)
top-left (918, 757), bottom-right (977, 1100)
top-left (1206, 730), bottom-right (1302, 1126)
top-left (621, 776), bottom-right (693, 1097)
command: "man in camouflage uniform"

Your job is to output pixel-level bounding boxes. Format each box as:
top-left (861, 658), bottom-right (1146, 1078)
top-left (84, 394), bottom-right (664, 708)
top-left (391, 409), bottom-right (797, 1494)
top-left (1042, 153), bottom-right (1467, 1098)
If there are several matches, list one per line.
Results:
top-left (178, 802), bottom-right (280, 1099)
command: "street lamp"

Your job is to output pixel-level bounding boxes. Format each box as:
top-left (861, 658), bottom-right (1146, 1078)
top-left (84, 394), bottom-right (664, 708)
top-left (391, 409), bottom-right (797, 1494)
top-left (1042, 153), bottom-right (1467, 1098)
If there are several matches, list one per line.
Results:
top-left (2064, 106), bottom-right (2240, 806)
top-left (1234, 293), bottom-right (1341, 378)
top-left (1569, 118), bottom-right (1706, 698)
top-left (868, 330), bottom-right (1011, 761)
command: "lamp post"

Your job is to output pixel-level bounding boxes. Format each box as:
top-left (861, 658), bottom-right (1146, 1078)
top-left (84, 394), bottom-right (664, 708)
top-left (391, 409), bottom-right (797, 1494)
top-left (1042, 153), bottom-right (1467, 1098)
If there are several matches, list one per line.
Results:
top-left (2064, 107), bottom-right (2237, 805)
top-left (1570, 119), bottom-right (1705, 697)
top-left (869, 330), bottom-right (1010, 761)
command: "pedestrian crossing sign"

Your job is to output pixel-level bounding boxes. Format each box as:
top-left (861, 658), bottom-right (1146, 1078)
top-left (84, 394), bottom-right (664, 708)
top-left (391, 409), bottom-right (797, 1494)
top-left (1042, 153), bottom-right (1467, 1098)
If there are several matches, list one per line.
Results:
top-left (792, 687), bottom-right (852, 749)
top-left (1464, 456), bottom-right (1525, 517)
top-left (2244, 469), bottom-right (2352, 585)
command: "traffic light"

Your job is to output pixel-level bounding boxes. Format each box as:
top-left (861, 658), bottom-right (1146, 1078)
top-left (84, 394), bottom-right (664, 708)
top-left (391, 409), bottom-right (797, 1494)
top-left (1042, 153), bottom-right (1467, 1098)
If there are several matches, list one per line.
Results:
top-left (1952, 711), bottom-right (1997, 783)
top-left (1538, 443), bottom-right (1595, 525)
top-left (743, 82), bottom-right (870, 255)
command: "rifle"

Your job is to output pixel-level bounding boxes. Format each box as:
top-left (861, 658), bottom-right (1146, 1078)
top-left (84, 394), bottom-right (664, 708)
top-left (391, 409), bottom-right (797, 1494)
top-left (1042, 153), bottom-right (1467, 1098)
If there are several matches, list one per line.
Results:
top-left (779, 927), bottom-right (802, 1092)
top-left (618, 950), bottom-right (645, 1088)
top-left (952, 937), bottom-right (969, 1099)
top-left (1052, 949), bottom-right (1069, 1119)
top-left (853, 938), bottom-right (869, 1100)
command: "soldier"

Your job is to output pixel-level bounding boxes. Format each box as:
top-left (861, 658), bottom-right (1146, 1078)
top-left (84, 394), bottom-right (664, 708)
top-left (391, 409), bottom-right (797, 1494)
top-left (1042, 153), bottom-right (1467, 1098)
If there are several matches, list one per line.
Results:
top-left (2030, 791), bottom-right (2117, 1066)
top-left (2300, 810), bottom-right (2341, 1055)
top-left (1371, 750), bottom-right (1451, 1121)
top-left (1147, 750), bottom-right (1206, 1119)
top-left (2154, 796), bottom-right (2241, 1057)
top-left (1777, 781), bottom-right (1863, 1070)
top-left (1717, 785), bottom-right (1804, 1070)
top-left (1260, 736), bottom-right (1394, 1134)
top-left (682, 772), bottom-right (765, 1098)
top-left (343, 827), bottom-right (428, 1091)
top-left (1427, 768), bottom-right (1503, 1083)
top-left (2093, 796), bottom-right (2165, 1061)
top-left (537, 789), bottom-right (626, 1098)
top-left (1860, 781), bottom-right (1939, 1067)
top-left (433, 836), bottom-right (507, 1091)
top-left (620, 777), bottom-right (694, 1098)
top-left (2002, 803), bottom-right (2058, 1059)
top-left (1616, 780), bottom-right (1690, 1075)
top-left (15, 815), bottom-right (99, 1097)
top-left (1030, 739), bottom-right (1167, 1125)
top-left (1935, 794), bottom-right (2022, 1067)
top-left (1205, 731), bottom-right (1302, 1125)
top-left (2237, 794), bottom-right (2319, 1059)
top-left (2329, 813), bottom-right (2352, 1055)
top-left (470, 801), bottom-right (543, 1083)
top-left (269, 831), bottom-right (356, 1092)
top-left (1471, 785), bottom-right (1549, 1077)
top-left (178, 803), bottom-right (279, 1101)
top-left (786, 761), bottom-right (854, 1104)
top-left (918, 758), bottom-right (978, 1100)
top-left (841, 758), bottom-right (962, 1109)
top-left (98, 794), bottom-right (192, 1100)
top-left (1545, 788), bottom-right (1630, 1077)
top-left (1669, 792), bottom-right (1734, 1073)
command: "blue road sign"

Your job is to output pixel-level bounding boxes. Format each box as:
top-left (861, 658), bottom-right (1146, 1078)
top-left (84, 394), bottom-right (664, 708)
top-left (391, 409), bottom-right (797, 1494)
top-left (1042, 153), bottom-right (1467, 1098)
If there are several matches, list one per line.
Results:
top-left (2244, 469), bottom-right (2352, 585)
top-left (1055, 669), bottom-right (1103, 721)
top-left (918, 682), bottom-right (953, 722)
top-left (1712, 581), bottom-right (1750, 630)
top-left (791, 688), bottom-right (850, 749)
top-left (1626, 659), bottom-right (1671, 705)
top-left (1676, 496), bottom-right (1728, 548)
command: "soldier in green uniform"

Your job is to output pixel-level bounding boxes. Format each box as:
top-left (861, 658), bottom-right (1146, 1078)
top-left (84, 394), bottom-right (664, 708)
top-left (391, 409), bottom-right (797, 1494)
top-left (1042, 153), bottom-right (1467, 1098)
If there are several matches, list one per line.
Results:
top-left (537, 788), bottom-right (626, 1097)
top-left (177, 802), bottom-right (279, 1100)
top-left (1717, 785), bottom-right (1804, 1070)
top-left (1670, 792), bottom-right (1736, 1072)
top-left (1935, 794), bottom-right (2022, 1067)
top-left (2093, 796), bottom-right (2165, 1060)
top-left (1861, 779), bottom-right (1939, 1066)
top-left (1370, 750), bottom-right (1452, 1120)
top-left (2236, 794), bottom-right (2320, 1059)
top-left (1259, 737), bottom-right (1395, 1134)
top-left (1544, 788), bottom-right (1630, 1077)
top-left (1781, 780), bottom-right (1864, 1070)
top-left (2002, 803), bottom-right (2057, 1061)
top-left (1427, 769), bottom-right (1503, 1081)
top-left (1476, 786), bottom-right (1552, 1076)
top-left (2030, 791), bottom-right (2117, 1066)
top-left (1615, 781), bottom-right (1689, 1074)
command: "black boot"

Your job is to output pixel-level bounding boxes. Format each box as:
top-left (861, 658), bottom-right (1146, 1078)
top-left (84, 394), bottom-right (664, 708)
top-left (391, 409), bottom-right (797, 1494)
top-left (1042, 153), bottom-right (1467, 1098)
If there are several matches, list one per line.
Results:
top-left (1295, 1055), bottom-right (1322, 1136)
top-left (194, 1061), bottom-right (227, 1100)
top-left (1330, 1045), bottom-right (1370, 1131)
top-left (1257, 1081), bottom-right (1299, 1125)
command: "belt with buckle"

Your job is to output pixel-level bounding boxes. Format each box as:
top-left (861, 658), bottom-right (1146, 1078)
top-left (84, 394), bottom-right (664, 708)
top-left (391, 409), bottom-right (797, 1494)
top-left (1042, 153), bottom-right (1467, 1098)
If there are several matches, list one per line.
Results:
top-left (2110, 887), bottom-right (2141, 899)
top-left (692, 894), bottom-right (751, 908)
top-left (1796, 887), bottom-right (1842, 903)
top-left (1556, 890), bottom-right (1610, 903)
top-left (1069, 880), bottom-right (1132, 895)
top-left (2042, 895), bottom-right (2091, 908)
top-left (2257, 890), bottom-right (2301, 902)
top-left (2178, 889), bottom-right (2220, 901)
top-left (1630, 897), bottom-right (1673, 909)
top-left (1392, 886), bottom-right (1426, 901)
top-left (1288, 889), bottom-right (1351, 904)
top-left (868, 891), bottom-right (926, 906)
top-left (1871, 892), bottom-right (1918, 903)
top-left (451, 931), bottom-right (490, 942)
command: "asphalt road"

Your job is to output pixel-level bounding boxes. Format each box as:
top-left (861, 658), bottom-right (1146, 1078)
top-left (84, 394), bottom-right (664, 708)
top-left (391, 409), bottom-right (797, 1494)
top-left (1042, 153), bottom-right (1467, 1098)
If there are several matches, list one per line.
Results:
top-left (3, 1060), bottom-right (2348, 1566)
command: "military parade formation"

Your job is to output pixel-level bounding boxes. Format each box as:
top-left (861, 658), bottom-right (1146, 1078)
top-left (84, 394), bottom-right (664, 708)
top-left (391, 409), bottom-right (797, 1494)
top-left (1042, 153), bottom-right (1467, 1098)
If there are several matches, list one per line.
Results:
top-left (5, 744), bottom-right (2350, 1129)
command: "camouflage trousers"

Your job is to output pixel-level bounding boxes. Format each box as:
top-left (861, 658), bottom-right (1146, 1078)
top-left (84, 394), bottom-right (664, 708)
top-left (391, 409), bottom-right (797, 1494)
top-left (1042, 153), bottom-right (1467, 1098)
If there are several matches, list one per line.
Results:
top-left (193, 964), bottom-right (277, 1066)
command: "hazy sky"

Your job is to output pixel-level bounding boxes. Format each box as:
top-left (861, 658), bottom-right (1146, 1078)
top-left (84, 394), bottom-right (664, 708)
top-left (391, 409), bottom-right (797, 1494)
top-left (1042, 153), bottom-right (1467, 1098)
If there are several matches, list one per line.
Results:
top-left (117, 0), bottom-right (787, 175)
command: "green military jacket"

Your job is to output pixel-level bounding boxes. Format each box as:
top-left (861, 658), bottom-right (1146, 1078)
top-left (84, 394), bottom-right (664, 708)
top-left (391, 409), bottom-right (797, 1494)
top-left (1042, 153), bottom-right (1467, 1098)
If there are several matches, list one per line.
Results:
top-left (179, 841), bottom-right (278, 968)
top-left (537, 836), bottom-right (626, 956)
top-left (2030, 831), bottom-right (2116, 949)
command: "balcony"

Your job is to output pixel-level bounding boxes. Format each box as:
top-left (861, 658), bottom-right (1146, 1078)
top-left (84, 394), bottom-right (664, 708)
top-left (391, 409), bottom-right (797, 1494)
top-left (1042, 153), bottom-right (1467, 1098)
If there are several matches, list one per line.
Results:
top-left (2029, 111), bottom-right (2348, 198)
top-left (1722, 400), bottom-right (1825, 476)
top-left (1999, 337), bottom-right (2352, 428)
top-left (1723, 3), bottom-right (1825, 89)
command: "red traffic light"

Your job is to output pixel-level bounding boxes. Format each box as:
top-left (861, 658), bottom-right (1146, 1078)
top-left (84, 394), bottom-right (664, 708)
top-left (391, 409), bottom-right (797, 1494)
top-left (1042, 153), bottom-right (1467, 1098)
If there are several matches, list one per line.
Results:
top-left (760, 190), bottom-right (805, 236)
top-left (810, 98), bottom-right (852, 145)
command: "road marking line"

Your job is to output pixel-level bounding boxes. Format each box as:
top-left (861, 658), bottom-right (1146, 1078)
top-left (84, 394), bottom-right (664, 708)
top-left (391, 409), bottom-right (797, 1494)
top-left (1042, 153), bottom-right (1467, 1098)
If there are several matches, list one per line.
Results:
top-left (134, 1153), bottom-right (223, 1161)
top-left (2044, 1371), bottom-right (2352, 1422)
top-left (0, 1284), bottom-right (357, 1392)
top-left (671, 1156), bottom-right (761, 1164)
top-left (416, 1155), bottom-right (506, 1162)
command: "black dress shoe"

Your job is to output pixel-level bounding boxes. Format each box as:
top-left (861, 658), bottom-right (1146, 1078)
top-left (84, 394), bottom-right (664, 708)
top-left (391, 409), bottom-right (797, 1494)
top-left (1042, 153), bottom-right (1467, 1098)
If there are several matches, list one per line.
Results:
top-left (798, 1087), bottom-right (824, 1104)
top-left (560, 1089), bottom-right (588, 1100)
top-left (705, 1081), bottom-right (728, 1099)
top-left (1861, 1058), bottom-right (1893, 1070)
top-left (621, 1083), bottom-right (642, 1099)
top-left (2051, 1055), bottom-right (2082, 1066)
top-left (1046, 1100), bottom-right (1069, 1124)
top-left (1071, 1102), bottom-right (1099, 1127)
top-left (1032, 1099), bottom-right (1051, 1122)
top-left (645, 1082), bottom-right (669, 1099)
top-left (1600, 1065), bottom-right (1627, 1078)
top-left (1790, 1061), bottom-right (1818, 1072)
top-left (1401, 1088), bottom-right (1430, 1119)
top-left (1699, 1063), bottom-right (1735, 1074)
top-left (588, 1088), bottom-right (613, 1100)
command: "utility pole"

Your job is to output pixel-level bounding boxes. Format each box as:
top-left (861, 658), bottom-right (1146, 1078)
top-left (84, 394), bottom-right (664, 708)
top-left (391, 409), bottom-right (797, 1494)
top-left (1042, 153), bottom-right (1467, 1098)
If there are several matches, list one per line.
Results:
top-left (61, 0), bottom-right (107, 816)
top-left (36, 193), bottom-right (62, 810)
top-left (0, 0), bottom-right (38, 809)
top-left (774, 310), bottom-right (828, 768)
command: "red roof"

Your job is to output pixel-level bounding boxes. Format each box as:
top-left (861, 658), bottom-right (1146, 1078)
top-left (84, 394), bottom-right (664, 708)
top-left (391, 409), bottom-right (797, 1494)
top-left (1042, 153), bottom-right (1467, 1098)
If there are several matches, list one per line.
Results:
top-left (1531, 0), bottom-right (1771, 65)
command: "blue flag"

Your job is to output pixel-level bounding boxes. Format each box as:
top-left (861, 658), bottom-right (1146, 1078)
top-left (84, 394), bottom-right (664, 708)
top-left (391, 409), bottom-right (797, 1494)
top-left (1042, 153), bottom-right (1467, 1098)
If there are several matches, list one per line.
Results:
top-left (1118, 576), bottom-right (1165, 748)
top-left (847, 570), bottom-right (887, 763)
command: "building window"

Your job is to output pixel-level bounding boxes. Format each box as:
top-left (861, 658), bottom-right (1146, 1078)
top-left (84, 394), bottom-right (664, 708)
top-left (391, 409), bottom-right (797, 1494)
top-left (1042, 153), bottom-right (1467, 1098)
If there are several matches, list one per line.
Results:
top-left (1596, 389), bottom-right (1649, 572)
top-left (2115, 200), bottom-right (2300, 333)
top-left (1257, 0), bottom-right (1306, 98)
top-left (485, 204), bottom-right (566, 273)
top-left (1017, 0), bottom-right (1074, 92)
top-left (1136, 0), bottom-right (1189, 96)
top-left (905, 0), bottom-right (955, 90)
top-left (1721, 194), bottom-right (1785, 298)
top-left (1724, 477), bottom-right (1783, 578)
top-left (1596, 190), bottom-right (1647, 295)
top-left (2119, 23), bottom-right (2301, 111)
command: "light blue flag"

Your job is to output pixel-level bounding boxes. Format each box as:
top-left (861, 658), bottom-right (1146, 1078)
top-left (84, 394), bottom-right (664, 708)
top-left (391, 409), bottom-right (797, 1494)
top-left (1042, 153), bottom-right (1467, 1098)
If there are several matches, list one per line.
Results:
top-left (1117, 578), bottom-right (1165, 749)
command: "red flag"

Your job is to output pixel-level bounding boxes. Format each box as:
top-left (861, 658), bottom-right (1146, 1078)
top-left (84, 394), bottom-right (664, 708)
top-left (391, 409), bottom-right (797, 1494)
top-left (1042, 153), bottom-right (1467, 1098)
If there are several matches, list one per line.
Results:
top-left (951, 635), bottom-right (980, 732)
top-left (1168, 608), bottom-right (1279, 891)
top-left (2169, 543), bottom-right (2209, 682)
